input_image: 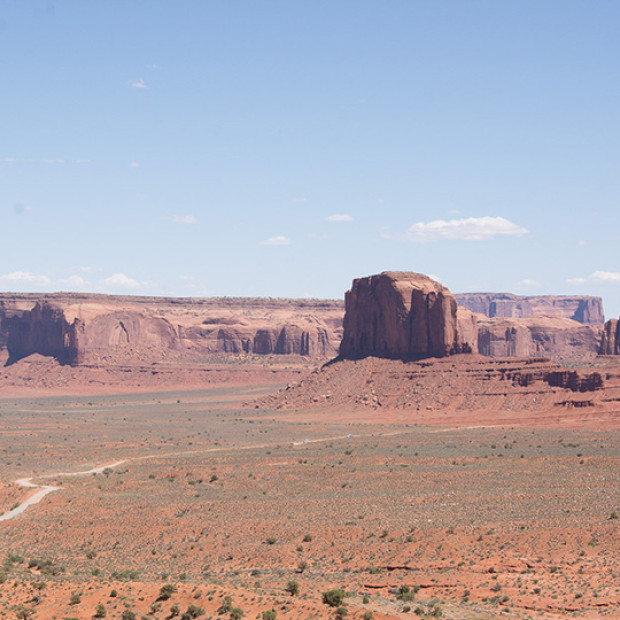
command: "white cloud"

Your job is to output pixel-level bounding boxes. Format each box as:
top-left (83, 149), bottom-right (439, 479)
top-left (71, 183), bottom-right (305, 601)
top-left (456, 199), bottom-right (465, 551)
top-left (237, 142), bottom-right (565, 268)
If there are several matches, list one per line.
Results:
top-left (592, 270), bottom-right (620, 283)
top-left (518, 279), bottom-right (541, 288)
top-left (179, 275), bottom-right (194, 281)
top-left (171, 215), bottom-right (197, 224)
top-left (102, 273), bottom-right (140, 288)
top-left (42, 158), bottom-right (66, 164)
top-left (2, 157), bottom-right (17, 163)
top-left (578, 240), bottom-right (587, 246)
top-left (128, 161), bottom-right (140, 168)
top-left (0, 271), bottom-right (52, 287)
top-left (58, 275), bottom-right (88, 289)
top-left (398, 216), bottom-right (528, 243)
top-left (568, 271), bottom-right (620, 285)
top-left (325, 213), bottom-right (354, 222)
top-left (130, 78), bottom-right (148, 89)
top-left (260, 235), bottom-right (292, 246)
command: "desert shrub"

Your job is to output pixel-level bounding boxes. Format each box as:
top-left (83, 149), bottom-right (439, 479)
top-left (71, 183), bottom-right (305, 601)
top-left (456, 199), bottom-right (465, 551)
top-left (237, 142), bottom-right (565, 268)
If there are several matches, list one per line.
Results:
top-left (262, 611), bottom-right (277, 620)
top-left (181, 604), bottom-right (205, 619)
top-left (159, 583), bottom-right (178, 600)
top-left (109, 589), bottom-right (118, 597)
top-left (121, 611), bottom-right (136, 620)
top-left (218, 596), bottom-right (233, 614)
top-left (303, 534), bottom-right (313, 542)
top-left (285, 580), bottom-right (299, 596)
top-left (362, 595), bottom-right (370, 604)
top-left (111, 569), bottom-right (139, 581)
top-left (94, 603), bottom-right (107, 618)
top-left (322, 589), bottom-right (345, 607)
top-left (265, 537), bottom-right (276, 545)
top-left (297, 560), bottom-right (307, 573)
top-left (334, 607), bottom-right (348, 619)
top-left (69, 592), bottom-right (82, 605)
top-left (13, 605), bottom-right (36, 620)
top-left (397, 585), bottom-right (415, 602)
top-left (362, 612), bottom-right (373, 620)
top-left (610, 511), bottom-right (619, 520)
top-left (230, 608), bottom-right (244, 620)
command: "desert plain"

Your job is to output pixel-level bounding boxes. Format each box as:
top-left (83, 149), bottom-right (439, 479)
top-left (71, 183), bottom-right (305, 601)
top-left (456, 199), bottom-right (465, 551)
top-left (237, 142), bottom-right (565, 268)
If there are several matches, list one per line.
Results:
top-left (0, 358), bottom-right (618, 620)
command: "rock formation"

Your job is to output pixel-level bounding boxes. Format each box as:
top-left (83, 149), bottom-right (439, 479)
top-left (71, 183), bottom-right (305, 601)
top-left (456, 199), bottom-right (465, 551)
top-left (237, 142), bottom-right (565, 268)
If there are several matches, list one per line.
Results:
top-left (599, 318), bottom-right (620, 355)
top-left (0, 293), bottom-right (342, 366)
top-left (476, 316), bottom-right (601, 364)
top-left (456, 293), bottom-right (604, 325)
top-left (339, 272), bottom-right (475, 360)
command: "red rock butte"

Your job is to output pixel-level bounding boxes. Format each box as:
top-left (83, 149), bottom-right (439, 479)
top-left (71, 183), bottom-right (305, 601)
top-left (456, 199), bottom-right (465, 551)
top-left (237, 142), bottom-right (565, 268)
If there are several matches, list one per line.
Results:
top-left (339, 271), bottom-right (475, 360)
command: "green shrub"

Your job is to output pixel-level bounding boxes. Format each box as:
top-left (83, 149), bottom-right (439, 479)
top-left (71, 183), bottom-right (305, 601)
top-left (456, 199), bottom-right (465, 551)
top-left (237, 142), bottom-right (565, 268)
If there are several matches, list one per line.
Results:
top-left (230, 608), bottom-right (244, 620)
top-left (322, 589), bottom-right (345, 607)
top-left (69, 592), bottom-right (82, 605)
top-left (285, 580), bottom-right (299, 596)
top-left (121, 611), bottom-right (136, 620)
top-left (262, 611), bottom-right (277, 620)
top-left (94, 603), bottom-right (107, 618)
top-left (159, 584), bottom-right (178, 600)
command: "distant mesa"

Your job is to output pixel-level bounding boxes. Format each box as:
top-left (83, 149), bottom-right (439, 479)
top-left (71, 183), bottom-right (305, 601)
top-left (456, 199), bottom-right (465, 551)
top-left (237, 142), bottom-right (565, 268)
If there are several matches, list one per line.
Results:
top-left (0, 293), bottom-right (343, 367)
top-left (455, 292), bottom-right (605, 325)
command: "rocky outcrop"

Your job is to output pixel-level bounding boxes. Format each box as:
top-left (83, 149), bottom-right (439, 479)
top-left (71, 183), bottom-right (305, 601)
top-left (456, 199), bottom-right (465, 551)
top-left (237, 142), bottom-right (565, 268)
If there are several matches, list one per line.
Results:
top-left (339, 272), bottom-right (475, 360)
top-left (599, 319), bottom-right (620, 355)
top-left (476, 316), bottom-right (601, 364)
top-left (456, 293), bottom-right (605, 325)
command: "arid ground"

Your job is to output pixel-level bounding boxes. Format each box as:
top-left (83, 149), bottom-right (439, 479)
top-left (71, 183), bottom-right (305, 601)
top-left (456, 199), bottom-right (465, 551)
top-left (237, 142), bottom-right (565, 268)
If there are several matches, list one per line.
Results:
top-left (0, 371), bottom-right (618, 620)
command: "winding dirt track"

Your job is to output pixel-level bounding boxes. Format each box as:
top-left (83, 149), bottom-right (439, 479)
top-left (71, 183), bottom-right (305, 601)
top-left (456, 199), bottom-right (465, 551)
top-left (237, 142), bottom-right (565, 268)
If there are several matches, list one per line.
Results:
top-left (0, 431), bottom-right (407, 524)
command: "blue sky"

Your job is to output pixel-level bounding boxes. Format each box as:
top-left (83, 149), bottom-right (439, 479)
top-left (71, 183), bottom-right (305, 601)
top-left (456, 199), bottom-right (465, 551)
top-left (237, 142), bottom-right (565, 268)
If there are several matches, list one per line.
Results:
top-left (2, 1), bottom-right (619, 317)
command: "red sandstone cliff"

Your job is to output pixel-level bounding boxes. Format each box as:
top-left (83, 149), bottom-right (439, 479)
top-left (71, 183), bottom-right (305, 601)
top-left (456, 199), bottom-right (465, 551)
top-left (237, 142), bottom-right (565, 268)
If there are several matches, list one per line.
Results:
top-left (456, 293), bottom-right (605, 325)
top-left (339, 272), bottom-right (475, 359)
top-left (0, 294), bottom-right (343, 366)
top-left (599, 318), bottom-right (620, 355)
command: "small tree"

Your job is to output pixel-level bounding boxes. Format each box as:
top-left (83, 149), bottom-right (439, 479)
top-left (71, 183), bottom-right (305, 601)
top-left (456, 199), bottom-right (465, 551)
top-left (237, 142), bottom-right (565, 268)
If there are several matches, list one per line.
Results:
top-left (158, 584), bottom-right (178, 600)
top-left (285, 580), bottom-right (299, 596)
top-left (322, 589), bottom-right (345, 607)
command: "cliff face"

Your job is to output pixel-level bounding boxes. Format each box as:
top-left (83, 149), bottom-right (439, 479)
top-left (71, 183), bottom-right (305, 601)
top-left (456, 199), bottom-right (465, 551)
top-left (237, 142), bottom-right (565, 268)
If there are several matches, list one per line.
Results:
top-left (0, 293), bottom-right (343, 366)
top-left (599, 319), bottom-right (620, 355)
top-left (476, 316), bottom-right (601, 364)
top-left (339, 272), bottom-right (475, 360)
top-left (456, 293), bottom-right (605, 325)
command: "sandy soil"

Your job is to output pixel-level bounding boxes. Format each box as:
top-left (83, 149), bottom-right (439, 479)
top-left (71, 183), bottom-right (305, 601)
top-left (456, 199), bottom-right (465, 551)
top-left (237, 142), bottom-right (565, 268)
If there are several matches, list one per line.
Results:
top-left (0, 381), bottom-right (618, 619)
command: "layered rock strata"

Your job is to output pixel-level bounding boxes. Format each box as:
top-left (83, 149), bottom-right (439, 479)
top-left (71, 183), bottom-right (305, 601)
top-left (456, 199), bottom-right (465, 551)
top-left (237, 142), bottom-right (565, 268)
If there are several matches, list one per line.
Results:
top-left (456, 293), bottom-right (604, 325)
top-left (599, 319), bottom-right (620, 355)
top-left (339, 272), bottom-right (475, 360)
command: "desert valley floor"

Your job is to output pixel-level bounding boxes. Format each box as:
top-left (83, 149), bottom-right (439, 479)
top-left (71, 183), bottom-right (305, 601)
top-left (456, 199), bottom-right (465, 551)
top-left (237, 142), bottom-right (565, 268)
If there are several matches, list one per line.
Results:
top-left (0, 372), bottom-right (618, 620)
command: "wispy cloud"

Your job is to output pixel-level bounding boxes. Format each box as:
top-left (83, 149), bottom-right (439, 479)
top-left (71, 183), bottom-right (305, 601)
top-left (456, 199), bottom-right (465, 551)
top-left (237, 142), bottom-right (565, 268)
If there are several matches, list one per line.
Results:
top-left (260, 235), bottom-right (292, 246)
top-left (130, 78), bottom-right (148, 89)
top-left (2, 157), bottom-right (17, 163)
top-left (386, 216), bottom-right (528, 243)
top-left (102, 273), bottom-right (141, 288)
top-left (128, 161), bottom-right (140, 168)
top-left (0, 271), bottom-right (52, 287)
top-left (568, 270), bottom-right (620, 286)
top-left (308, 233), bottom-right (329, 240)
top-left (14, 203), bottom-right (32, 214)
top-left (518, 279), bottom-right (541, 288)
top-left (42, 158), bottom-right (66, 164)
top-left (171, 215), bottom-right (197, 224)
top-left (325, 213), bottom-right (354, 222)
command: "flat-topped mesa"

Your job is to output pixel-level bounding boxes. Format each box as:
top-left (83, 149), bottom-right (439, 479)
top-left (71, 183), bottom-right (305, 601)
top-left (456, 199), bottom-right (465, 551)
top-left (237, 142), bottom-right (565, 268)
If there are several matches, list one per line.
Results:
top-left (339, 271), bottom-right (476, 360)
top-left (599, 318), bottom-right (620, 355)
top-left (456, 293), bottom-right (605, 325)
